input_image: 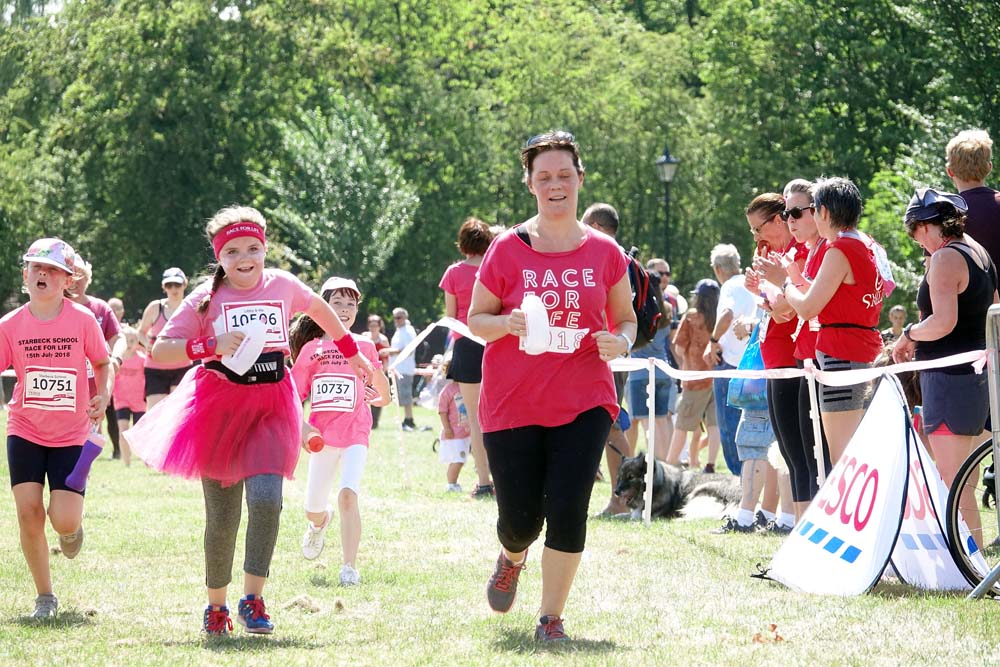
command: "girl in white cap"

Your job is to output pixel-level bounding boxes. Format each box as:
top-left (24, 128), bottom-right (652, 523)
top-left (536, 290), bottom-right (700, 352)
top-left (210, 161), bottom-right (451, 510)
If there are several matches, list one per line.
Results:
top-left (289, 277), bottom-right (390, 587)
top-left (123, 207), bottom-right (374, 635)
top-left (0, 238), bottom-right (113, 618)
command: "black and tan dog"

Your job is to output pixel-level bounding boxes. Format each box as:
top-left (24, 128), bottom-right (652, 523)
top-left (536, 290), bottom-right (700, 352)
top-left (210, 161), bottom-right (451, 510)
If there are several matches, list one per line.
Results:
top-left (613, 452), bottom-right (741, 520)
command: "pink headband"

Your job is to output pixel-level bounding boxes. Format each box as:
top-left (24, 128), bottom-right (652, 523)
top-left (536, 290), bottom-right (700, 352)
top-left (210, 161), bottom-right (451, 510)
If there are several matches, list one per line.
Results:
top-left (212, 222), bottom-right (266, 259)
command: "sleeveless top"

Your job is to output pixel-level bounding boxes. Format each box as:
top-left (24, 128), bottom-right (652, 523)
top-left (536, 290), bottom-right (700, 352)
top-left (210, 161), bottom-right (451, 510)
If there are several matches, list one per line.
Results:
top-left (144, 299), bottom-right (191, 370)
top-left (816, 233), bottom-right (883, 363)
top-left (915, 241), bottom-right (997, 374)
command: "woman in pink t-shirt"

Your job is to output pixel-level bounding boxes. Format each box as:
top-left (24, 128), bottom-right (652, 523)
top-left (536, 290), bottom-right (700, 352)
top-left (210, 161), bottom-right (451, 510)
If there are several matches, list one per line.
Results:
top-left (438, 217), bottom-right (497, 498)
top-left (289, 277), bottom-right (389, 587)
top-left (0, 238), bottom-right (112, 619)
top-left (468, 132), bottom-right (636, 643)
top-left (123, 206), bottom-right (374, 636)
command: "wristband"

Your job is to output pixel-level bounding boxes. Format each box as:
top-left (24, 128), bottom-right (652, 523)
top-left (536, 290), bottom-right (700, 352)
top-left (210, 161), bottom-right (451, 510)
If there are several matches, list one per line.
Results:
top-left (111, 355), bottom-right (123, 367)
top-left (709, 336), bottom-right (719, 344)
top-left (617, 332), bottom-right (634, 355)
top-left (333, 333), bottom-right (359, 358)
top-left (903, 324), bottom-right (915, 342)
top-left (186, 336), bottom-right (217, 360)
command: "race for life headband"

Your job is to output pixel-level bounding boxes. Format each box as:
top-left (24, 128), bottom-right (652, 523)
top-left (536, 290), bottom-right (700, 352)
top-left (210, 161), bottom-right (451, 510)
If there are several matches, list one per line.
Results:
top-left (212, 222), bottom-right (266, 259)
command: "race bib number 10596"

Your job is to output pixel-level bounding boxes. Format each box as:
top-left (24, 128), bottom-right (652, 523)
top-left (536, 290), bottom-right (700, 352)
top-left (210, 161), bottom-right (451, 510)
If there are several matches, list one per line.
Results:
top-left (221, 301), bottom-right (288, 347)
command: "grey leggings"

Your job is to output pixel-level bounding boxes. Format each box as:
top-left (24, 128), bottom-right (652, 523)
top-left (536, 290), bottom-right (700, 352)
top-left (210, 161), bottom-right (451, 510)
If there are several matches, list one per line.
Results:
top-left (203, 474), bottom-right (283, 589)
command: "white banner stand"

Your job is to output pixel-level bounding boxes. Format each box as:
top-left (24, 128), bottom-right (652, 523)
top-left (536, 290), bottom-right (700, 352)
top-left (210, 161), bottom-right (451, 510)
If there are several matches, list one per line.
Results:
top-left (766, 375), bottom-right (968, 594)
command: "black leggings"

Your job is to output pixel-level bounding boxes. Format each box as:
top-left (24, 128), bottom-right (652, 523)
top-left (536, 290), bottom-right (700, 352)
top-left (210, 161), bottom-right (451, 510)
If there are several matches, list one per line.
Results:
top-left (767, 372), bottom-right (831, 502)
top-left (484, 406), bottom-right (611, 554)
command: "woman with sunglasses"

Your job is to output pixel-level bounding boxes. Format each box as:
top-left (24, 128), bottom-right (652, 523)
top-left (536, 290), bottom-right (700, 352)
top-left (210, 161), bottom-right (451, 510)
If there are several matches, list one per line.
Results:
top-left (892, 188), bottom-right (997, 543)
top-left (737, 192), bottom-right (806, 533)
top-left (137, 268), bottom-right (193, 412)
top-left (468, 131), bottom-right (636, 643)
top-left (752, 181), bottom-right (831, 518)
top-left (756, 177), bottom-right (884, 467)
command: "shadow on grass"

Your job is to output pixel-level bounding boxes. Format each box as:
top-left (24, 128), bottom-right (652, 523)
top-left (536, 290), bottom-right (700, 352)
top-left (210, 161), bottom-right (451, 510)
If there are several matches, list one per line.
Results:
top-left (160, 636), bottom-right (323, 651)
top-left (309, 574), bottom-right (334, 588)
top-left (492, 627), bottom-right (618, 654)
top-left (10, 609), bottom-right (95, 628)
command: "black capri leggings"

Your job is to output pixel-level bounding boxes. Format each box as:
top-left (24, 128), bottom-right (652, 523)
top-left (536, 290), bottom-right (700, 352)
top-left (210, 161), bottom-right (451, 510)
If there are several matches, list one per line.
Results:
top-left (767, 372), bottom-right (831, 502)
top-left (483, 406), bottom-right (611, 554)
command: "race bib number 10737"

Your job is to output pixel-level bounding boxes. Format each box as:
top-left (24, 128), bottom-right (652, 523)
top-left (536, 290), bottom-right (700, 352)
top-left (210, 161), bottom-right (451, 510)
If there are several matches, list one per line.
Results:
top-left (311, 373), bottom-right (357, 413)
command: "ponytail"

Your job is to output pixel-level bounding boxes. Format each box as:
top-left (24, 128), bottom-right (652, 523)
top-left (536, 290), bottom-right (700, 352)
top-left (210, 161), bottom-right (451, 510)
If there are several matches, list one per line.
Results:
top-left (288, 314), bottom-right (325, 362)
top-left (197, 265), bottom-right (226, 314)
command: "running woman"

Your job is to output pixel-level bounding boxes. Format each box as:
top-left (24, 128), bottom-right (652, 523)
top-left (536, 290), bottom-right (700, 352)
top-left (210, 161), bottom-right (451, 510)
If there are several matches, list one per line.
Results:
top-left (124, 206), bottom-right (373, 635)
top-left (289, 277), bottom-right (390, 587)
top-left (0, 238), bottom-right (112, 618)
top-left (136, 267), bottom-right (193, 412)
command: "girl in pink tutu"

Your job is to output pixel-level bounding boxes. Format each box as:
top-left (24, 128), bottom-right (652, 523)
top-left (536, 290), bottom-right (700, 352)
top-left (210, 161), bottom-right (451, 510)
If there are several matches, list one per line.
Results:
top-left (124, 206), bottom-right (373, 636)
top-left (289, 277), bottom-right (390, 586)
top-left (1, 238), bottom-right (112, 619)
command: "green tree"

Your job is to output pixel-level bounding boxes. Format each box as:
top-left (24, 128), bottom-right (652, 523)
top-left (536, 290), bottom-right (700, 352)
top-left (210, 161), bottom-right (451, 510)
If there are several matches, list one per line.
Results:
top-left (252, 102), bottom-right (419, 299)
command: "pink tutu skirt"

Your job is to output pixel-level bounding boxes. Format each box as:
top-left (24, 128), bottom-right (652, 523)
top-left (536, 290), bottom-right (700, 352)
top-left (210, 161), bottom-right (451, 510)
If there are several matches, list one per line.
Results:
top-left (124, 366), bottom-right (302, 487)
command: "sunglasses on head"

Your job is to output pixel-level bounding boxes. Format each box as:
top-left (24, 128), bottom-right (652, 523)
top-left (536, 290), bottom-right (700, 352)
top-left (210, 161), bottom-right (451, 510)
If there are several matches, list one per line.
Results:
top-left (780, 204), bottom-right (815, 222)
top-left (524, 131), bottom-right (575, 148)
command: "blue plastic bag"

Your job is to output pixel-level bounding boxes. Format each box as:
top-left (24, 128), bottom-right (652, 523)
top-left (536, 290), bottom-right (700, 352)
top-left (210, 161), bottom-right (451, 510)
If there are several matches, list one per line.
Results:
top-left (727, 323), bottom-right (768, 411)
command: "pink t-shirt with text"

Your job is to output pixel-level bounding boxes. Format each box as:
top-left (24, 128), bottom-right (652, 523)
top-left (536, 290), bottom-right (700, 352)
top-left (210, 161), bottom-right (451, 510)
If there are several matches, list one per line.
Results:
top-left (438, 380), bottom-right (471, 439)
top-left (291, 335), bottom-right (381, 448)
top-left (161, 269), bottom-right (313, 358)
top-left (112, 350), bottom-right (147, 413)
top-left (0, 299), bottom-right (109, 447)
top-left (476, 227), bottom-right (627, 432)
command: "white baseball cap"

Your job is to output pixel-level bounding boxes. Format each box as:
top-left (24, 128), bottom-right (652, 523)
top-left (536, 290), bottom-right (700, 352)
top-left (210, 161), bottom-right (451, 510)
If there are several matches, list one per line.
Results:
top-left (321, 276), bottom-right (361, 298)
top-left (23, 238), bottom-right (77, 274)
top-left (161, 267), bottom-right (187, 285)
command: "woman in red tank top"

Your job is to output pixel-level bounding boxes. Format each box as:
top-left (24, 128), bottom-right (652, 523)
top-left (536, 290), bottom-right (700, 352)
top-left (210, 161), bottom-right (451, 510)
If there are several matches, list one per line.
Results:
top-left (757, 177), bottom-right (884, 466)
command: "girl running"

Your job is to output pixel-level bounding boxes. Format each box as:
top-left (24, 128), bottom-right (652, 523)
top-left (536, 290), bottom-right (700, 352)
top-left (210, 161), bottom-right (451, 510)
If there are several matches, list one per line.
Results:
top-left (124, 207), bottom-right (373, 635)
top-left (0, 238), bottom-right (112, 618)
top-left (289, 277), bottom-right (389, 587)
top-left (110, 324), bottom-right (146, 466)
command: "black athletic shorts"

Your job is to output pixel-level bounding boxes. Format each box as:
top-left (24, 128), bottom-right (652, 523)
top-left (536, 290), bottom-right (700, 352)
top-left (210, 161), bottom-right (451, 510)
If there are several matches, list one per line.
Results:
top-left (144, 365), bottom-right (193, 397)
top-left (115, 407), bottom-right (146, 423)
top-left (7, 435), bottom-right (85, 495)
top-left (446, 336), bottom-right (484, 384)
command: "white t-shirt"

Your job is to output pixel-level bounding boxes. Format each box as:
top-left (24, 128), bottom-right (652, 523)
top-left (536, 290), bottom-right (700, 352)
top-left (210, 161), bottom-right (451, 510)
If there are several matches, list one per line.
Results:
top-left (390, 321), bottom-right (417, 375)
top-left (716, 274), bottom-right (757, 366)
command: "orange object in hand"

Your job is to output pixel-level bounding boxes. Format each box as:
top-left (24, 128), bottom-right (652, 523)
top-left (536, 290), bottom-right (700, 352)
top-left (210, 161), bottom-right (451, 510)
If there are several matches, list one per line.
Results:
top-left (307, 434), bottom-right (325, 452)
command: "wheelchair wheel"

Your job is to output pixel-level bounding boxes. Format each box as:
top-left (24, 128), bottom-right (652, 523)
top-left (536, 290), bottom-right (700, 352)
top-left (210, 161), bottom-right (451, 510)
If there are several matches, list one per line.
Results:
top-left (945, 438), bottom-right (1000, 595)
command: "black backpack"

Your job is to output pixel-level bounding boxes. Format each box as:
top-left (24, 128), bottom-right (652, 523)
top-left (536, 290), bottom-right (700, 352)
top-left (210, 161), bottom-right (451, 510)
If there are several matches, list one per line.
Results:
top-left (626, 248), bottom-right (666, 350)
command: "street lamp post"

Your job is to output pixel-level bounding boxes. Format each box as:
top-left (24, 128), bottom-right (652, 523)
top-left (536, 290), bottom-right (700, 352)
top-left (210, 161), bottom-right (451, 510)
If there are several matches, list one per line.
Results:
top-left (654, 145), bottom-right (680, 260)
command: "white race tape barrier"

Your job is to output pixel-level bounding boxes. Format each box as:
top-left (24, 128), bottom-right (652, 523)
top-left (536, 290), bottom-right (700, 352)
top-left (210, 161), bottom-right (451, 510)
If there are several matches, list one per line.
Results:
top-left (389, 317), bottom-right (988, 526)
top-left (387, 317), bottom-right (486, 373)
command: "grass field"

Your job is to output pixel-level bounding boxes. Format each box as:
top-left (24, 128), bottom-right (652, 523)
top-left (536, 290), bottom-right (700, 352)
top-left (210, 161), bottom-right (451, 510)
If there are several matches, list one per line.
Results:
top-left (1, 405), bottom-right (999, 666)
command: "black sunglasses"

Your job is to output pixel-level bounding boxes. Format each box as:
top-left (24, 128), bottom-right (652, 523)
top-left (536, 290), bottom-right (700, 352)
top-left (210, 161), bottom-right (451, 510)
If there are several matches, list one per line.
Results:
top-left (524, 131), bottom-right (575, 148)
top-left (780, 204), bottom-right (815, 222)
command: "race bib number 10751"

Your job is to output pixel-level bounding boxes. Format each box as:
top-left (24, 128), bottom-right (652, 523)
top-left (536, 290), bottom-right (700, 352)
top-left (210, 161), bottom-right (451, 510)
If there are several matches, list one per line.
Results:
top-left (23, 366), bottom-right (77, 412)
